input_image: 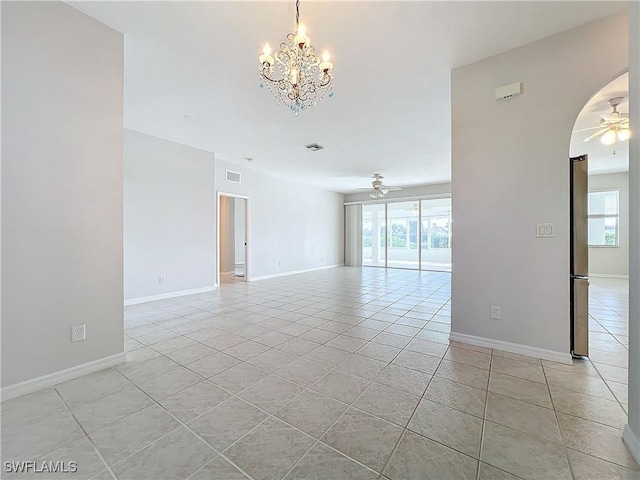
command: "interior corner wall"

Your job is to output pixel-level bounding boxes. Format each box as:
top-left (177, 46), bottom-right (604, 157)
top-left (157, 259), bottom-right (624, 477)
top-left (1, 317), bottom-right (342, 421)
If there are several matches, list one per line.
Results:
top-left (124, 129), bottom-right (215, 300)
top-left (1, 1), bottom-right (124, 386)
top-left (451, 12), bottom-right (628, 357)
top-left (624, 0), bottom-right (639, 462)
top-left (214, 161), bottom-right (344, 279)
top-left (588, 172), bottom-right (629, 277)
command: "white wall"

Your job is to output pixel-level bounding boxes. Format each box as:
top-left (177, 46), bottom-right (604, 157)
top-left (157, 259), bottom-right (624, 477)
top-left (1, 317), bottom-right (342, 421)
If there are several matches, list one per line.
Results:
top-left (624, 0), bottom-right (639, 463)
top-left (451, 13), bottom-right (628, 359)
top-left (124, 129), bottom-right (215, 300)
top-left (215, 160), bottom-right (344, 279)
top-left (344, 182), bottom-right (451, 204)
top-left (1, 2), bottom-right (124, 386)
top-left (588, 172), bottom-right (629, 277)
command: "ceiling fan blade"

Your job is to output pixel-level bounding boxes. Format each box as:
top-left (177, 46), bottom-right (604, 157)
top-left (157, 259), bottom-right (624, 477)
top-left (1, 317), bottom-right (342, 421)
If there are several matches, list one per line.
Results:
top-left (355, 188), bottom-right (373, 191)
top-left (573, 126), bottom-right (605, 133)
top-left (384, 186), bottom-right (403, 191)
top-left (602, 113), bottom-right (629, 122)
top-left (583, 128), bottom-right (609, 142)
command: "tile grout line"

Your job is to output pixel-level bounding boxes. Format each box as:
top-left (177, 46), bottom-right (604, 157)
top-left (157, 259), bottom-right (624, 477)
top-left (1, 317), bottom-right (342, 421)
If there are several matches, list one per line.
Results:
top-left (210, 285), bottom-right (467, 476)
top-left (541, 357), bottom-right (578, 480)
top-left (134, 326), bottom-right (460, 468)
top-left (105, 379), bottom-right (256, 480)
top-left (475, 349), bottom-right (493, 480)
top-left (374, 342), bottom-right (452, 479)
top-left (258, 288), bottom-right (451, 478)
top-left (53, 388), bottom-right (119, 480)
top-left (10, 271), bottom-right (475, 480)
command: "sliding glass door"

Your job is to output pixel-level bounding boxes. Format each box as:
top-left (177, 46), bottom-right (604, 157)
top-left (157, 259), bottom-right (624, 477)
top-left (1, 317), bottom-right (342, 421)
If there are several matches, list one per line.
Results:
top-left (361, 197), bottom-right (451, 272)
top-left (421, 198), bottom-right (452, 272)
top-left (362, 204), bottom-right (386, 267)
top-left (387, 202), bottom-right (419, 269)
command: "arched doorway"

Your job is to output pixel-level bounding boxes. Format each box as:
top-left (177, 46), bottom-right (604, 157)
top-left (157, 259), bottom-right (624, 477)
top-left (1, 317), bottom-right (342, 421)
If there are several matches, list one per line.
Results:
top-left (568, 70), bottom-right (631, 412)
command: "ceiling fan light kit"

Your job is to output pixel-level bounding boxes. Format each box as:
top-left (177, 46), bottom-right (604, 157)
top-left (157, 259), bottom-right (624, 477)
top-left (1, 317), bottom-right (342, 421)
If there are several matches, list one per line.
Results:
top-left (578, 96), bottom-right (630, 152)
top-left (355, 174), bottom-right (402, 199)
top-left (258, 0), bottom-right (334, 115)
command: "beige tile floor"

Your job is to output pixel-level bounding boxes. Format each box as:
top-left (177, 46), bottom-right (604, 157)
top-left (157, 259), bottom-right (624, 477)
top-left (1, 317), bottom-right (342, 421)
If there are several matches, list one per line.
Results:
top-left (1, 269), bottom-right (638, 479)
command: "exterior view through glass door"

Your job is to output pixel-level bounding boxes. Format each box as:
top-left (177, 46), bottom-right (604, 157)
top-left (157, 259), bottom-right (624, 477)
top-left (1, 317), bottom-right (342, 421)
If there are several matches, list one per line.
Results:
top-left (361, 197), bottom-right (451, 272)
top-left (362, 204), bottom-right (386, 266)
top-left (387, 202), bottom-right (419, 269)
top-left (421, 198), bottom-right (452, 271)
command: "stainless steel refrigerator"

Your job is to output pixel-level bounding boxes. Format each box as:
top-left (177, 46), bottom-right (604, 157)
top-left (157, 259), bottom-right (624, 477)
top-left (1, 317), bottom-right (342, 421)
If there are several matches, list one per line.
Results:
top-left (570, 154), bottom-right (589, 357)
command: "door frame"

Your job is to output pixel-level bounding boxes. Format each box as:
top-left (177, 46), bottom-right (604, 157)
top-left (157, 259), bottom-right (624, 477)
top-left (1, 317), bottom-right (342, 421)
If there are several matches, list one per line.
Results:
top-left (216, 191), bottom-right (251, 286)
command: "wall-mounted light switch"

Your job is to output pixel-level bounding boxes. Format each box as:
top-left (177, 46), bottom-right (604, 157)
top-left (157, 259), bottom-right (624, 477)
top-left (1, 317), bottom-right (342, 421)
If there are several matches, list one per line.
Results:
top-left (536, 223), bottom-right (555, 238)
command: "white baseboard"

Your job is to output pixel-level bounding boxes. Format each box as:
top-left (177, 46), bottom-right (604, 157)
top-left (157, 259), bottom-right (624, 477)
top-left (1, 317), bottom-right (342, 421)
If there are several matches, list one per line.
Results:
top-left (623, 424), bottom-right (640, 465)
top-left (1, 352), bottom-right (126, 402)
top-left (589, 274), bottom-right (629, 279)
top-left (124, 286), bottom-right (217, 306)
top-left (251, 264), bottom-right (343, 282)
top-left (449, 332), bottom-right (573, 365)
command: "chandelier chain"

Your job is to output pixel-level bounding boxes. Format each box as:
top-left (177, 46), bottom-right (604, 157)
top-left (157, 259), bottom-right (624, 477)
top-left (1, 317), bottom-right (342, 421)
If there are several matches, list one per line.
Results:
top-left (296, 0), bottom-right (300, 27)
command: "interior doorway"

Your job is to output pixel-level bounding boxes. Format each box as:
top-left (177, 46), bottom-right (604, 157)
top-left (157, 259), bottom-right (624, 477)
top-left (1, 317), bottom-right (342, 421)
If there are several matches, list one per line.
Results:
top-left (217, 192), bottom-right (250, 286)
top-left (570, 72), bottom-right (629, 360)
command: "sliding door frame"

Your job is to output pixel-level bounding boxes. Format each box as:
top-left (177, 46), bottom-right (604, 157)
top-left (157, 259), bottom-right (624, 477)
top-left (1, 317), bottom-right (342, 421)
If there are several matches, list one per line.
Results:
top-left (351, 194), bottom-right (451, 272)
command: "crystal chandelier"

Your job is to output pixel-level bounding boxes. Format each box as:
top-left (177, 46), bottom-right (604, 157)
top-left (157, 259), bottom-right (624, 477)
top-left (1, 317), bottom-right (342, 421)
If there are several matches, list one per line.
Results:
top-left (258, 0), bottom-right (334, 115)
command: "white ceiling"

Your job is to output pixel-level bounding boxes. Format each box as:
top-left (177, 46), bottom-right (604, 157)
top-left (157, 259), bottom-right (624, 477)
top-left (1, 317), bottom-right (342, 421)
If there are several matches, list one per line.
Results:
top-left (70, 1), bottom-right (627, 192)
top-left (570, 72), bottom-right (629, 175)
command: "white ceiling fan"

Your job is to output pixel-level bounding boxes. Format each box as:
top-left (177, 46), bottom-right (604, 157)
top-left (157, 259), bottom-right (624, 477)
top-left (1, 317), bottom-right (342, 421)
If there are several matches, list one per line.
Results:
top-left (574, 96), bottom-right (630, 146)
top-left (355, 174), bottom-right (402, 199)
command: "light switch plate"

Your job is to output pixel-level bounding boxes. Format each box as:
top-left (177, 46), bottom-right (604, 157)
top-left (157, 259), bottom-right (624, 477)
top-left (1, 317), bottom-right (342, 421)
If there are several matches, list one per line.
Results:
top-left (536, 223), bottom-right (556, 238)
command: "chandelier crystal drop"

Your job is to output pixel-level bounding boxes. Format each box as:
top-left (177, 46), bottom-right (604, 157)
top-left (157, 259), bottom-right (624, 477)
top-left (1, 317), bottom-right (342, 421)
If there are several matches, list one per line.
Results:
top-left (259, 0), bottom-right (334, 115)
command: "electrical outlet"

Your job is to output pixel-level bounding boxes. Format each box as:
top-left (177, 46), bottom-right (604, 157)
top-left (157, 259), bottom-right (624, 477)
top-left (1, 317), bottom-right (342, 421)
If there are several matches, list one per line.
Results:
top-left (490, 306), bottom-right (502, 320)
top-left (159, 276), bottom-right (166, 284)
top-left (71, 324), bottom-right (86, 342)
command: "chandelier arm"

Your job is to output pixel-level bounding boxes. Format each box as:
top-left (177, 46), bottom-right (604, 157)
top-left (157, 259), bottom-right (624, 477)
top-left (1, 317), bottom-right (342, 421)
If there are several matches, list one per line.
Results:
top-left (261, 68), bottom-right (295, 91)
top-left (317, 74), bottom-right (332, 88)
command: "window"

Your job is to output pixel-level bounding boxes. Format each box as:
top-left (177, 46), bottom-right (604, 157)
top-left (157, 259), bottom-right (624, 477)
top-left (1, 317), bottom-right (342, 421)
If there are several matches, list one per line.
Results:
top-left (588, 190), bottom-right (619, 247)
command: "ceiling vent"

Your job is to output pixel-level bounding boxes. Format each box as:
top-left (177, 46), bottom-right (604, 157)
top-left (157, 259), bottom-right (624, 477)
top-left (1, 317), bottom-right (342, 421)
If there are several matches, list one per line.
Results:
top-left (226, 170), bottom-right (241, 183)
top-left (305, 143), bottom-right (324, 151)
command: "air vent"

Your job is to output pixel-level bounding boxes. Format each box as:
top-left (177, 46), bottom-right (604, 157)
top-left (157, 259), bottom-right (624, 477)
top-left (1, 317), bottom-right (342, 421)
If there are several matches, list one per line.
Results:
top-left (305, 143), bottom-right (324, 151)
top-left (226, 170), bottom-right (241, 183)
